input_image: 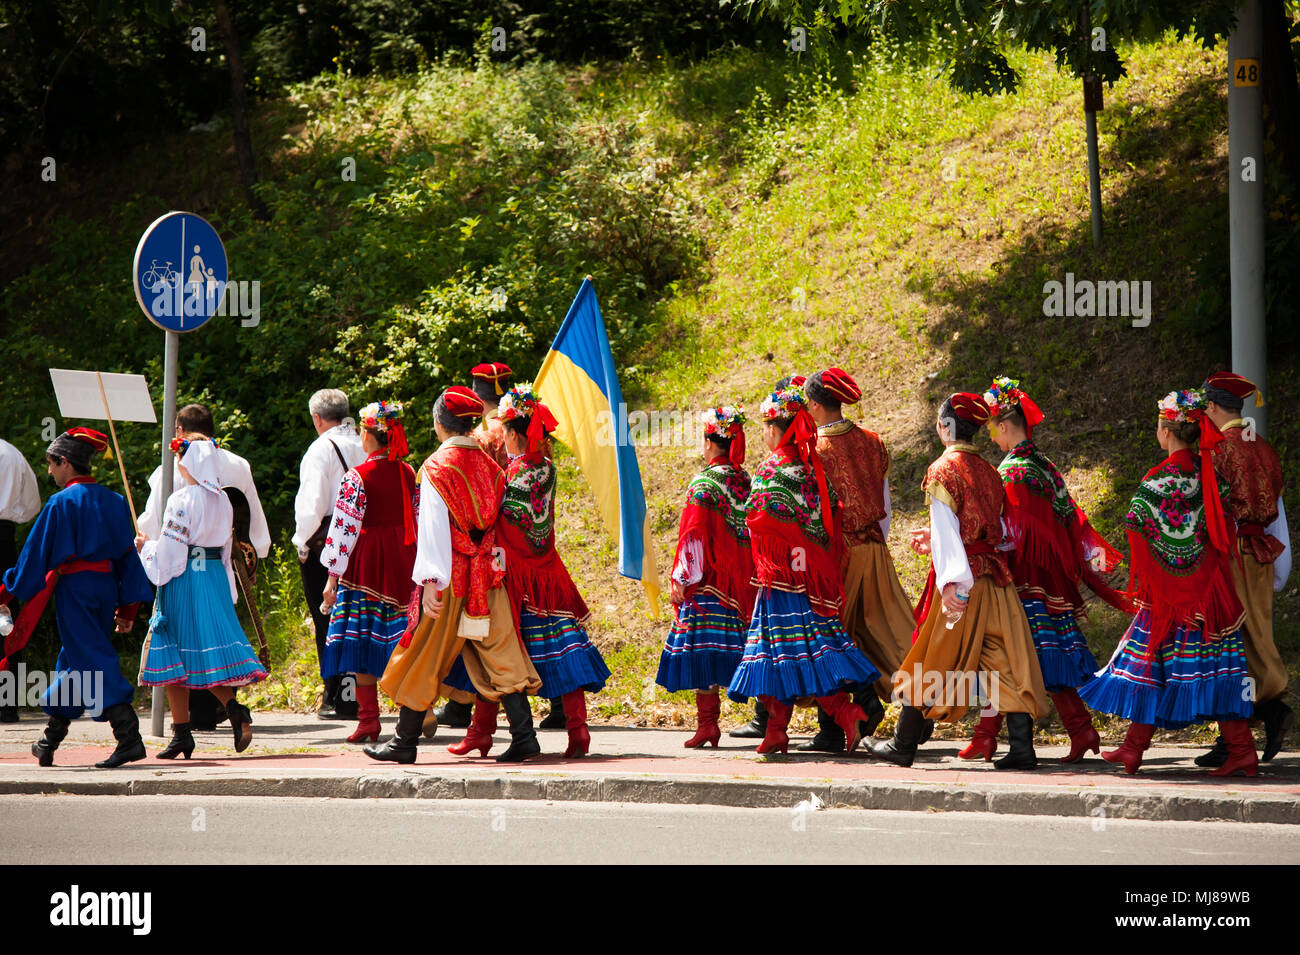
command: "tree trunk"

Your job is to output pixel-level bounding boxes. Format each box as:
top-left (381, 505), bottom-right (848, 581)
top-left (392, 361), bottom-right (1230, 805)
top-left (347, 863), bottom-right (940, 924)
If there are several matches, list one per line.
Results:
top-left (213, 0), bottom-right (269, 221)
top-left (1261, 0), bottom-right (1300, 196)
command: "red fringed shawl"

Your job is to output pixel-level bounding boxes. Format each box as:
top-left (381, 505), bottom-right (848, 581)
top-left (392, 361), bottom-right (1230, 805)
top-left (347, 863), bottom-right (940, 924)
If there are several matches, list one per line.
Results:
top-left (421, 443), bottom-right (506, 619)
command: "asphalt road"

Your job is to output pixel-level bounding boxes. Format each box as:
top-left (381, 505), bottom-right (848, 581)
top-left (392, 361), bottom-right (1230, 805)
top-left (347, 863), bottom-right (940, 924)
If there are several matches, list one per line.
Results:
top-left (2, 795), bottom-right (1297, 864)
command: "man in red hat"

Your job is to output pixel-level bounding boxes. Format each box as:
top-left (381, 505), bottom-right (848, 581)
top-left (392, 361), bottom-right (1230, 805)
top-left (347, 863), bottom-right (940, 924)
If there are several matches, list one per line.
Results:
top-left (866, 395), bottom-right (1047, 769)
top-left (0, 428), bottom-right (154, 768)
top-left (470, 362), bottom-right (513, 470)
top-left (1199, 371), bottom-right (1292, 763)
top-left (801, 368), bottom-right (913, 750)
top-left (367, 386), bottom-right (543, 764)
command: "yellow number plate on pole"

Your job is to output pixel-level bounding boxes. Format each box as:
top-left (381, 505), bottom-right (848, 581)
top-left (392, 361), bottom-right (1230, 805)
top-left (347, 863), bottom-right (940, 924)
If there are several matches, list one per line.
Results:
top-left (1233, 59), bottom-right (1260, 87)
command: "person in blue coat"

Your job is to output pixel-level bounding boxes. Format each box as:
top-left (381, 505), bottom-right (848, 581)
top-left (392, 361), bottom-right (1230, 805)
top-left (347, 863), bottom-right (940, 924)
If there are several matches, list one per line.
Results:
top-left (0, 428), bottom-right (153, 768)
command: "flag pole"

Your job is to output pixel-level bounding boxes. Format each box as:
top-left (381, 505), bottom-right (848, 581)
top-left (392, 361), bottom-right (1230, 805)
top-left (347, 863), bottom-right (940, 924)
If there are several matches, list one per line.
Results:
top-left (96, 372), bottom-right (138, 532)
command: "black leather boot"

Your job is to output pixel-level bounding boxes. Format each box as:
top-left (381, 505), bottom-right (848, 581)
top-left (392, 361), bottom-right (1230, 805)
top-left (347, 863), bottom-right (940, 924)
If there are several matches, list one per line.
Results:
top-left (798, 704), bottom-right (846, 752)
top-left (864, 704), bottom-right (925, 766)
top-left (433, 698), bottom-right (473, 729)
top-left (32, 715), bottom-right (72, 767)
top-left (994, 712), bottom-right (1038, 770)
top-left (497, 693), bottom-right (541, 763)
top-left (1259, 698), bottom-right (1294, 762)
top-left (157, 722), bottom-right (196, 760)
top-left (918, 718), bottom-right (935, 745)
top-left (537, 697), bottom-right (566, 730)
top-left (95, 704), bottom-right (147, 768)
top-left (1194, 735), bottom-right (1229, 767)
top-left (226, 698), bottom-right (254, 753)
top-left (364, 706), bottom-right (424, 764)
top-left (729, 699), bottom-right (768, 738)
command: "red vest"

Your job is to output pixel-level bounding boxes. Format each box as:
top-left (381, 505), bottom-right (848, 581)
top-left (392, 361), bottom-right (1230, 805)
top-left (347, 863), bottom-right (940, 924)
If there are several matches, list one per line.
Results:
top-left (817, 422), bottom-right (889, 546)
top-left (924, 446), bottom-right (1012, 587)
top-left (340, 458), bottom-right (417, 606)
top-left (1213, 423), bottom-right (1285, 564)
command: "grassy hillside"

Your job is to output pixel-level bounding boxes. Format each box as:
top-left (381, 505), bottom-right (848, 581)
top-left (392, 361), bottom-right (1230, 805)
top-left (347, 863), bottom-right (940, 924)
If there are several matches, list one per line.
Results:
top-left (3, 36), bottom-right (1295, 741)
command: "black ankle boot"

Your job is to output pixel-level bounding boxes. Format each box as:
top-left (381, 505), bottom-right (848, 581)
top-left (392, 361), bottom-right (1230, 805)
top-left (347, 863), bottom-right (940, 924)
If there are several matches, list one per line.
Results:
top-left (1259, 698), bottom-right (1294, 762)
top-left (537, 697), bottom-right (566, 730)
top-left (32, 715), bottom-right (72, 767)
top-left (994, 712), bottom-right (1038, 770)
top-left (364, 706), bottom-right (424, 764)
top-left (433, 698), bottom-right (473, 729)
top-left (157, 722), bottom-right (196, 760)
top-left (497, 693), bottom-right (541, 762)
top-left (729, 699), bottom-right (768, 739)
top-left (865, 705), bottom-right (925, 766)
top-left (95, 704), bottom-right (147, 768)
top-left (1194, 735), bottom-right (1229, 767)
top-left (798, 704), bottom-right (846, 752)
top-left (853, 687), bottom-right (886, 737)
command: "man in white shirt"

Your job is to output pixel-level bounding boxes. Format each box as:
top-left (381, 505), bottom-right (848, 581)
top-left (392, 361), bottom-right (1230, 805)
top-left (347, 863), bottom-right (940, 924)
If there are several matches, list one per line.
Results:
top-left (292, 389), bottom-right (365, 719)
top-left (139, 403), bottom-right (272, 729)
top-left (0, 437), bottom-right (41, 722)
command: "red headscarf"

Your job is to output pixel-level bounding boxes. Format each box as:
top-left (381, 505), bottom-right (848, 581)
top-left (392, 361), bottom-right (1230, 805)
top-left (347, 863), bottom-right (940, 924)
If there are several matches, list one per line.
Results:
top-left (526, 402), bottom-right (559, 454)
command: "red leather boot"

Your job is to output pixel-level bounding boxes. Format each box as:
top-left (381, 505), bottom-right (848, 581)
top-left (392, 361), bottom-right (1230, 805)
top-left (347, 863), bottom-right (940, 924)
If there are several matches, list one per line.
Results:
top-left (815, 691), bottom-right (871, 752)
top-left (1101, 722), bottom-right (1154, 774)
top-left (346, 682), bottom-right (381, 743)
top-left (756, 696), bottom-right (792, 755)
top-left (1209, 719), bottom-right (1258, 777)
top-left (958, 712), bottom-right (1003, 761)
top-left (684, 690), bottom-right (721, 749)
top-left (562, 690), bottom-right (591, 758)
top-left (1051, 689), bottom-right (1101, 762)
top-left (447, 698), bottom-right (499, 756)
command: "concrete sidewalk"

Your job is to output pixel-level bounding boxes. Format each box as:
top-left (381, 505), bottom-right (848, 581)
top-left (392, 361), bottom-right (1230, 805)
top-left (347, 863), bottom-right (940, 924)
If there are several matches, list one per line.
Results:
top-left (1, 711), bottom-right (1296, 824)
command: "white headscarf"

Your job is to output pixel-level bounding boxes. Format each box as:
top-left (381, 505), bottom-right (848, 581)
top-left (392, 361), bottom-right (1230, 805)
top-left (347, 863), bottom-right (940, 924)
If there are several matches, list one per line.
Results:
top-left (181, 440), bottom-right (224, 494)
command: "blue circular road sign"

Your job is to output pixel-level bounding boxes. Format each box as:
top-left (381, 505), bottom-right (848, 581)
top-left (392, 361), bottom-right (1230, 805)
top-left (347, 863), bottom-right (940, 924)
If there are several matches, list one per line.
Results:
top-left (132, 211), bottom-right (229, 332)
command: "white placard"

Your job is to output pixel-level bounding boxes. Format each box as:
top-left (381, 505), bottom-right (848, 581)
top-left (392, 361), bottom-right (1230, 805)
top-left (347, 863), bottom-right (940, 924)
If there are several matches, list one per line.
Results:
top-left (49, 369), bottom-right (157, 423)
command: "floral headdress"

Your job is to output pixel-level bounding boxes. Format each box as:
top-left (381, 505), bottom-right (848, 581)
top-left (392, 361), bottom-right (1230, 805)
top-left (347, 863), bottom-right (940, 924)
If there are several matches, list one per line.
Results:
top-left (498, 383), bottom-right (558, 454)
top-left (760, 385), bottom-right (807, 421)
top-left (358, 400), bottom-right (409, 461)
top-left (701, 404), bottom-right (747, 468)
top-left (1156, 388), bottom-right (1207, 424)
top-left (983, 375), bottom-right (1045, 437)
top-left (1156, 387), bottom-right (1232, 559)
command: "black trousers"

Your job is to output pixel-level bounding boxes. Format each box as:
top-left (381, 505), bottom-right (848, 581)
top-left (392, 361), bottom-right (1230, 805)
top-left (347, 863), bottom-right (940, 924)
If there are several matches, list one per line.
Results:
top-left (299, 547), bottom-right (354, 712)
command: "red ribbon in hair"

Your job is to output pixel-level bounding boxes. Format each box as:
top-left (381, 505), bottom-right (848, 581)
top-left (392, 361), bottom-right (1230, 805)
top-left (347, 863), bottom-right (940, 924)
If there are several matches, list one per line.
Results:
top-left (777, 408), bottom-right (833, 537)
top-left (386, 421), bottom-right (410, 461)
top-left (1189, 409), bottom-right (1232, 558)
top-left (526, 402), bottom-right (559, 454)
top-left (1014, 390), bottom-right (1045, 438)
top-left (728, 426), bottom-right (746, 468)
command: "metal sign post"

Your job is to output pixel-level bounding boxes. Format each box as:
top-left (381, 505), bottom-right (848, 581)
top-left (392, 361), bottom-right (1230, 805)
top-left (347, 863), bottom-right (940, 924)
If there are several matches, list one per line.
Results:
top-left (132, 211), bottom-right (228, 737)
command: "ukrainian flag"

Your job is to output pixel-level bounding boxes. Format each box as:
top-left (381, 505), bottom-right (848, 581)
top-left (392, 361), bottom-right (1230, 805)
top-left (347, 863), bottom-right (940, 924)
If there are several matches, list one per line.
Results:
top-left (534, 278), bottom-right (660, 612)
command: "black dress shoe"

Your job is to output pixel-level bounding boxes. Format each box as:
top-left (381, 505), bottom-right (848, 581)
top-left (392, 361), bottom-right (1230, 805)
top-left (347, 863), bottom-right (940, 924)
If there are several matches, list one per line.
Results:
top-left (1194, 736), bottom-right (1228, 767)
top-left (537, 698), bottom-right (566, 730)
top-left (157, 722), bottom-right (196, 760)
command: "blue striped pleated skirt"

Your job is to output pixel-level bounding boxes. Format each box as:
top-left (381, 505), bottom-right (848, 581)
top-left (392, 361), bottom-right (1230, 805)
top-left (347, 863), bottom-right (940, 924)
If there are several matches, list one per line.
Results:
top-left (727, 587), bottom-right (879, 704)
top-left (442, 609), bottom-right (609, 699)
top-left (321, 585), bottom-right (408, 678)
top-left (1022, 597), bottom-right (1098, 692)
top-left (1078, 609), bottom-right (1252, 729)
top-left (656, 590), bottom-right (747, 692)
top-left (139, 548), bottom-right (267, 689)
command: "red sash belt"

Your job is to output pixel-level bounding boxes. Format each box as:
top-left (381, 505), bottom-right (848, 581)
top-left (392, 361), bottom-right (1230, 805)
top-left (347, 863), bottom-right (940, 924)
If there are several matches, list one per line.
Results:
top-left (912, 541), bottom-right (996, 642)
top-left (1, 558), bottom-right (114, 667)
top-left (1236, 522), bottom-right (1266, 537)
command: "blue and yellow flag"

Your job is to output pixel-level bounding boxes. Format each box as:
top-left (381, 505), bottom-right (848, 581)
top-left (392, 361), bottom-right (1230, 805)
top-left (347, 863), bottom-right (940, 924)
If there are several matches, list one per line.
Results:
top-left (534, 278), bottom-right (660, 612)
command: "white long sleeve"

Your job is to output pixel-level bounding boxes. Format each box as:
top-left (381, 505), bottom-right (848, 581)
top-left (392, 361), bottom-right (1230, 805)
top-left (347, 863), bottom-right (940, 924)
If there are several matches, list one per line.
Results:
top-left (1268, 496), bottom-right (1291, 592)
top-left (321, 469), bottom-right (366, 578)
top-left (292, 424), bottom-right (366, 557)
top-left (138, 451), bottom-right (270, 559)
top-left (929, 497), bottom-right (973, 593)
top-left (879, 477), bottom-right (892, 541)
top-left (0, 440), bottom-right (40, 523)
top-left (138, 484), bottom-right (237, 600)
top-left (411, 470), bottom-right (452, 590)
top-left (672, 535), bottom-right (704, 586)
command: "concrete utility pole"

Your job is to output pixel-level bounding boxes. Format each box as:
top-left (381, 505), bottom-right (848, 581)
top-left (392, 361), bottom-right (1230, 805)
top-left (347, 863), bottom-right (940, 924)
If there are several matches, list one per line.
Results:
top-left (1228, 0), bottom-right (1268, 436)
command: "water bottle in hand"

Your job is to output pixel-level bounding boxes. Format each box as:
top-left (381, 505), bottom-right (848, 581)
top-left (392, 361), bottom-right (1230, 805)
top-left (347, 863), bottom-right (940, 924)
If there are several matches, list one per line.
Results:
top-left (0, 605), bottom-right (12, 638)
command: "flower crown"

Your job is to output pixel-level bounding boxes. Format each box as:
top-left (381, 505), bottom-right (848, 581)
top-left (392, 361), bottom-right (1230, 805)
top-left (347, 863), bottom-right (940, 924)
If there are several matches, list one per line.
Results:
top-left (702, 404), bottom-right (746, 436)
top-left (760, 385), bottom-right (807, 421)
top-left (359, 400), bottom-right (403, 432)
top-left (498, 383), bottom-right (545, 424)
top-left (169, 436), bottom-right (219, 456)
top-left (983, 376), bottom-right (1023, 416)
top-left (1157, 388), bottom-right (1207, 424)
